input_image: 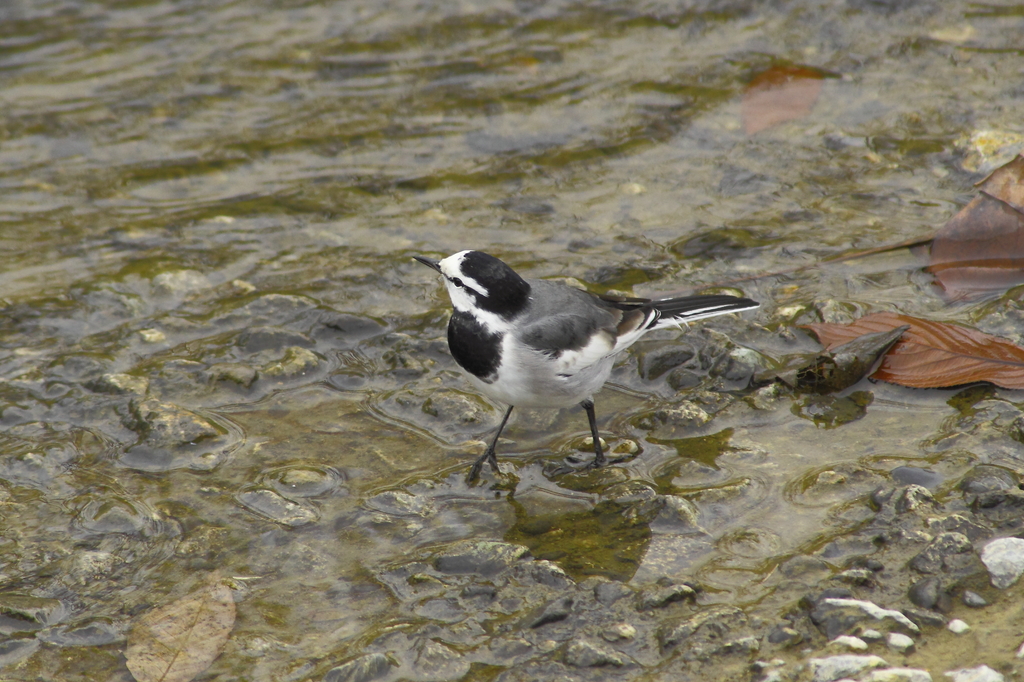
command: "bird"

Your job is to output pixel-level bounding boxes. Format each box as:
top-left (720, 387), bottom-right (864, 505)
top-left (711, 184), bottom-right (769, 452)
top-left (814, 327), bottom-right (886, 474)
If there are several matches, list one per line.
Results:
top-left (414, 250), bottom-right (759, 482)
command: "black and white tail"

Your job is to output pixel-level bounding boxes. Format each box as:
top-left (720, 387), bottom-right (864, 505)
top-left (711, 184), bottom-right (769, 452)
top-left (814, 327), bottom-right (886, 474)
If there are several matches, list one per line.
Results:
top-left (649, 294), bottom-right (759, 330)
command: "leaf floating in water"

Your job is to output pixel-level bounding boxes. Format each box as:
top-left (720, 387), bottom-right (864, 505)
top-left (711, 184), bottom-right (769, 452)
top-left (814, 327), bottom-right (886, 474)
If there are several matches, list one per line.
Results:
top-left (928, 154), bottom-right (1024, 299)
top-left (804, 312), bottom-right (1024, 389)
top-left (125, 578), bottom-right (236, 682)
top-left (741, 65), bottom-right (826, 135)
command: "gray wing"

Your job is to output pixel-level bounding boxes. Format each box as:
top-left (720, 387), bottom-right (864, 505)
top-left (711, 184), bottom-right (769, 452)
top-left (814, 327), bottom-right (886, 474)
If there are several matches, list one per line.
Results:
top-left (516, 281), bottom-right (651, 374)
top-left (519, 313), bottom-right (607, 358)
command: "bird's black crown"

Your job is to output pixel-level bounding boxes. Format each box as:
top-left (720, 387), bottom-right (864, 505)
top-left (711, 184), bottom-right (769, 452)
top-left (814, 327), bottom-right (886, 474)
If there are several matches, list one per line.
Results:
top-left (460, 251), bottom-right (531, 319)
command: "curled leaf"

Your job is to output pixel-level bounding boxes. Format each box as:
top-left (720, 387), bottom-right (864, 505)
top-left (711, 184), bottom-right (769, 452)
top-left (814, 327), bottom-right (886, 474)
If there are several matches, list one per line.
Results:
top-left (804, 312), bottom-right (1024, 389)
top-left (126, 578), bottom-right (236, 682)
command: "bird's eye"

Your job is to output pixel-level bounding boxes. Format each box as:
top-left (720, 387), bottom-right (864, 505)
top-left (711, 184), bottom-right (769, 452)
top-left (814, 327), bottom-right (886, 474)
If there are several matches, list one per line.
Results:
top-left (450, 277), bottom-right (464, 288)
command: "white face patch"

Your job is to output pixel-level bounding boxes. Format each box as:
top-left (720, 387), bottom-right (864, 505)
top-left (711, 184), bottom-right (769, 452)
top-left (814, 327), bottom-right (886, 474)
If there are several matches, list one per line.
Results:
top-left (438, 251), bottom-right (489, 306)
top-left (437, 250), bottom-right (511, 333)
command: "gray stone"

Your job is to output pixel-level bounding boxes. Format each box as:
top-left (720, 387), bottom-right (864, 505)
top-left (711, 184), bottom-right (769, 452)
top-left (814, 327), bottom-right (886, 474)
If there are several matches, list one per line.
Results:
top-left (208, 362), bottom-right (258, 387)
top-left (658, 606), bottom-right (745, 652)
top-left (564, 640), bottom-right (628, 667)
top-left (980, 537), bottom-right (1024, 589)
top-left (526, 596), bottom-right (573, 628)
top-left (909, 532), bottom-right (973, 575)
top-left (594, 580), bottom-right (632, 605)
top-left (414, 639), bottom-right (469, 679)
top-left (125, 398), bottom-right (220, 446)
top-left (767, 624), bottom-right (803, 647)
top-left (637, 581), bottom-right (696, 610)
top-left (262, 346), bottom-right (321, 377)
top-left (908, 577), bottom-right (947, 611)
top-left (961, 590), bottom-right (987, 607)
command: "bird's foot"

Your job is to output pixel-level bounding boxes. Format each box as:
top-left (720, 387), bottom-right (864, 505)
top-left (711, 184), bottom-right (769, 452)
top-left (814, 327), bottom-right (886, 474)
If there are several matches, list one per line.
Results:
top-left (545, 452), bottom-right (632, 477)
top-left (466, 450), bottom-right (500, 485)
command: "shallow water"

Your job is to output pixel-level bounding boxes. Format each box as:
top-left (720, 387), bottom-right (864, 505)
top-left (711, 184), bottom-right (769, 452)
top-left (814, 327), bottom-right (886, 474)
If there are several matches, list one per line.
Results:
top-left (2, 0), bottom-right (1024, 678)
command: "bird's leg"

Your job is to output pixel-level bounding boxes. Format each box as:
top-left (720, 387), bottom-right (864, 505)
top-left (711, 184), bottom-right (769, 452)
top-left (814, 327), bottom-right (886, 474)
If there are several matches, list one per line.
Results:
top-left (468, 405), bottom-right (514, 483)
top-left (581, 398), bottom-right (605, 467)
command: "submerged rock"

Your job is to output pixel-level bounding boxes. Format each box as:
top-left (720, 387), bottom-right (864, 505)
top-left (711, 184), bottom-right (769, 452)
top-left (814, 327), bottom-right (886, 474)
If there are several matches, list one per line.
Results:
top-left (121, 398), bottom-right (237, 471)
top-left (236, 489), bottom-right (319, 527)
top-left (433, 541), bottom-right (530, 578)
top-left (323, 653), bottom-right (392, 682)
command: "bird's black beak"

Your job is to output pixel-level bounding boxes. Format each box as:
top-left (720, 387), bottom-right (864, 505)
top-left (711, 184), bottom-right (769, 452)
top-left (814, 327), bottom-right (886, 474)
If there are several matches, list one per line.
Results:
top-left (413, 255), bottom-right (442, 273)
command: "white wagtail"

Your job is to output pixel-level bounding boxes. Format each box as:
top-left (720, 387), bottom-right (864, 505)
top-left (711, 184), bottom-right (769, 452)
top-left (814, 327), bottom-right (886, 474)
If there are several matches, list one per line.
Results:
top-left (414, 250), bottom-right (759, 482)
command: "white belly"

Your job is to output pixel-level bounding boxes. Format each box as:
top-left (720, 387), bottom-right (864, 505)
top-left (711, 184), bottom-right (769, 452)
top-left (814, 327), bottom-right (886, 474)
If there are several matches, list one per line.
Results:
top-left (466, 336), bottom-right (615, 408)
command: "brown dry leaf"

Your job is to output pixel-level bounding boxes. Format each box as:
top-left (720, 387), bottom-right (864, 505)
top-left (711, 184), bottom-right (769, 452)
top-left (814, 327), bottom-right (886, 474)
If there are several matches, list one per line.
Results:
top-left (803, 311), bottom-right (1024, 389)
top-left (928, 154), bottom-right (1024, 299)
top-left (742, 65), bottom-right (825, 135)
top-left (126, 578), bottom-right (236, 682)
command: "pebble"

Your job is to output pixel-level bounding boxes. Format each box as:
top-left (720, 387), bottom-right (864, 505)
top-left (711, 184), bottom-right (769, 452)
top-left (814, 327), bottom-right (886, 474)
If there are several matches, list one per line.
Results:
top-left (979, 537), bottom-right (1024, 589)
top-left (961, 590), bottom-right (987, 608)
top-left (943, 665), bottom-right (1004, 682)
top-left (808, 654), bottom-right (888, 682)
top-left (830, 635), bottom-right (868, 651)
top-left (887, 632), bottom-right (915, 653)
top-left (947, 619), bottom-right (970, 634)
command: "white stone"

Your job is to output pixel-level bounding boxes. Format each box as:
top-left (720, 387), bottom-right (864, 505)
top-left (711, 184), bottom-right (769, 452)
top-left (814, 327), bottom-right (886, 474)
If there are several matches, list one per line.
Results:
top-left (980, 537), bottom-right (1024, 589)
top-left (887, 632), bottom-right (915, 652)
top-left (861, 629), bottom-right (884, 641)
top-left (820, 598), bottom-right (920, 632)
top-left (808, 655), bottom-right (888, 682)
top-left (947, 619), bottom-right (970, 634)
top-left (944, 665), bottom-right (1004, 682)
top-left (830, 635), bottom-right (868, 651)
top-left (867, 669), bottom-right (932, 682)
